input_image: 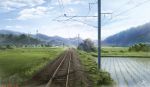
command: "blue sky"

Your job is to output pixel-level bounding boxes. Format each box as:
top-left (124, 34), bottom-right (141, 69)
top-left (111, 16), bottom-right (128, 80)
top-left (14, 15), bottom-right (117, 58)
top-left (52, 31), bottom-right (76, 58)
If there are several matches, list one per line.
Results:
top-left (0, 0), bottom-right (98, 40)
top-left (0, 0), bottom-right (150, 40)
top-left (102, 0), bottom-right (150, 40)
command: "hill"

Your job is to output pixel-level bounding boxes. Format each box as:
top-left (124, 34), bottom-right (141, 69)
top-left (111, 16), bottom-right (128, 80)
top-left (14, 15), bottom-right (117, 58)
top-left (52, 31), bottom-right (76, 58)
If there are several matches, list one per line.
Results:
top-left (103, 23), bottom-right (150, 46)
top-left (0, 30), bottom-right (83, 46)
top-left (0, 34), bottom-right (42, 46)
top-left (0, 30), bottom-right (22, 35)
top-left (33, 34), bottom-right (83, 46)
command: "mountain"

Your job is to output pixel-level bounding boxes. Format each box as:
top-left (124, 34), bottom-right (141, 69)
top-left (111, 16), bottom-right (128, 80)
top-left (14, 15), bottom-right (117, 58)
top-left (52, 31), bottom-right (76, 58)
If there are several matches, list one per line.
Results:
top-left (0, 30), bottom-right (22, 35)
top-left (30, 33), bottom-right (84, 46)
top-left (0, 34), bottom-right (42, 45)
top-left (0, 30), bottom-right (83, 46)
top-left (103, 23), bottom-right (150, 46)
top-left (32, 34), bottom-right (51, 41)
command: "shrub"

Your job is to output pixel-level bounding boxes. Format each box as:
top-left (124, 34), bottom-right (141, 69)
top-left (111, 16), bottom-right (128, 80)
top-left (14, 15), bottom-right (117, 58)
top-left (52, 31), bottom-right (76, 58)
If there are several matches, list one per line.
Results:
top-left (78, 39), bottom-right (96, 52)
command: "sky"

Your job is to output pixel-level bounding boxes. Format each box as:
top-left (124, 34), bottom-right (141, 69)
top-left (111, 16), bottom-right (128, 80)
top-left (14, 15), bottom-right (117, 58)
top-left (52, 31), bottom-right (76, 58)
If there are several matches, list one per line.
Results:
top-left (0, 0), bottom-right (98, 40)
top-left (102, 0), bottom-right (150, 40)
top-left (0, 0), bottom-right (150, 40)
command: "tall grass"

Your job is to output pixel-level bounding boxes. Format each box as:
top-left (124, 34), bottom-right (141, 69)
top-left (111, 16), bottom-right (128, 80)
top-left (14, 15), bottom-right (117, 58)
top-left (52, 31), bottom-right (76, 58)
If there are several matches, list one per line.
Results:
top-left (0, 47), bottom-right (64, 84)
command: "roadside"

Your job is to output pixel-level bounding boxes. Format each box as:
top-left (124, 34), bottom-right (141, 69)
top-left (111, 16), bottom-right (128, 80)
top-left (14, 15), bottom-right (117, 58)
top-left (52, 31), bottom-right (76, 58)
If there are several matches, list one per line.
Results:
top-left (78, 50), bottom-right (115, 87)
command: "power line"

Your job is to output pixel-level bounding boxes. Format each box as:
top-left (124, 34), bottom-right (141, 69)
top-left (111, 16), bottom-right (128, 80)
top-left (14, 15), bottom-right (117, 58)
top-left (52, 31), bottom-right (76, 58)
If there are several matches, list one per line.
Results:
top-left (52, 1), bottom-right (107, 29)
top-left (84, 2), bottom-right (96, 23)
top-left (71, 19), bottom-right (98, 28)
top-left (113, 0), bottom-right (150, 18)
top-left (54, 17), bottom-right (98, 28)
top-left (102, 0), bottom-right (150, 27)
top-left (112, 0), bottom-right (133, 14)
top-left (64, 15), bottom-right (97, 18)
top-left (57, 0), bottom-right (66, 13)
top-left (89, 2), bottom-right (97, 11)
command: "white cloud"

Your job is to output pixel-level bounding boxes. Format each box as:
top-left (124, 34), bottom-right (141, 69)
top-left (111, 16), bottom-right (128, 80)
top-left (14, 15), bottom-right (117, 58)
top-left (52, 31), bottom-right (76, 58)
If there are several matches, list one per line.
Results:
top-left (5, 25), bottom-right (23, 29)
top-left (62, 0), bottom-right (71, 4)
top-left (5, 25), bottom-right (12, 28)
top-left (0, 0), bottom-right (45, 11)
top-left (55, 0), bottom-right (85, 5)
top-left (17, 6), bottom-right (49, 20)
top-left (39, 21), bottom-right (97, 40)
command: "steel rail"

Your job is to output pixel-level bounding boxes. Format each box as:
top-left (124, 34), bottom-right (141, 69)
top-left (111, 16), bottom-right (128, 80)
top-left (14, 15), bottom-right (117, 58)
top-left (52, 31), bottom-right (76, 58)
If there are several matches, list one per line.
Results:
top-left (65, 51), bottom-right (72, 87)
top-left (45, 51), bottom-right (69, 87)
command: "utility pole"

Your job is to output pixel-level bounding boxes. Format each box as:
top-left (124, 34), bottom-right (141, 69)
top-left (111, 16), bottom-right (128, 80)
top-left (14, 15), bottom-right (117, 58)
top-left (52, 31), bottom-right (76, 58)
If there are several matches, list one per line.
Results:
top-left (98, 0), bottom-right (101, 69)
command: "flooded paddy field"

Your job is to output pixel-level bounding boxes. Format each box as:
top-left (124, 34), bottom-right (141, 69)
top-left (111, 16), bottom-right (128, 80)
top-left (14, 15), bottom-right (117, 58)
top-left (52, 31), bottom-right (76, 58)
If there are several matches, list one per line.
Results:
top-left (101, 57), bottom-right (150, 87)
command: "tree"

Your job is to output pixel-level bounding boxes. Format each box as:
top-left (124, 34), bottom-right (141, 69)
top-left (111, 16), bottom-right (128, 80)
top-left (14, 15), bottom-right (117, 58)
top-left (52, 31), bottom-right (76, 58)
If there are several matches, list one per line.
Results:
top-left (78, 39), bottom-right (96, 52)
top-left (128, 43), bottom-right (150, 52)
top-left (6, 45), bottom-right (12, 49)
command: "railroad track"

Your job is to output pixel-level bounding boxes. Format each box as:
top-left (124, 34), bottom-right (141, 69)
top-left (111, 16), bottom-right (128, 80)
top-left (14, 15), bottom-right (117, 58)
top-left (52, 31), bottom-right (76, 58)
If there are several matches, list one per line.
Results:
top-left (23, 48), bottom-right (89, 87)
top-left (45, 49), bottom-right (73, 87)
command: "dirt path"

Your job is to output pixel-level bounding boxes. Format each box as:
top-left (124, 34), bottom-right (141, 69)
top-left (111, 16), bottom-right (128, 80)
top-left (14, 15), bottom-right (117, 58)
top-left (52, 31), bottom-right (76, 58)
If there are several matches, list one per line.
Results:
top-left (23, 48), bottom-right (90, 87)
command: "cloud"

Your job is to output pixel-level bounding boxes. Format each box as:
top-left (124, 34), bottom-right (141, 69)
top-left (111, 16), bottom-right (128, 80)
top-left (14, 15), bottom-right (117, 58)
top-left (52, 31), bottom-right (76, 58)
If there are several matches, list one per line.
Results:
top-left (38, 21), bottom-right (97, 40)
top-left (5, 25), bottom-right (23, 29)
top-left (61, 0), bottom-right (71, 4)
top-left (55, 0), bottom-right (84, 5)
top-left (0, 0), bottom-right (45, 11)
top-left (17, 6), bottom-right (49, 20)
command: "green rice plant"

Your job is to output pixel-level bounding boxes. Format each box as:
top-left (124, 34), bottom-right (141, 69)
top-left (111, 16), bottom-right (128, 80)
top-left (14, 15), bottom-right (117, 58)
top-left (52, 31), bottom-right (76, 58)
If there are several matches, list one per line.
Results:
top-left (0, 47), bottom-right (64, 83)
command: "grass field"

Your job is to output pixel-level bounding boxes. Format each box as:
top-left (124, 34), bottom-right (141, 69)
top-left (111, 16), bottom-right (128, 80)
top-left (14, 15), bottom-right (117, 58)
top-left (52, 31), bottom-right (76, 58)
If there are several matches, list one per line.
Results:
top-left (0, 47), bottom-right (64, 82)
top-left (78, 50), bottom-right (114, 87)
top-left (101, 47), bottom-right (150, 58)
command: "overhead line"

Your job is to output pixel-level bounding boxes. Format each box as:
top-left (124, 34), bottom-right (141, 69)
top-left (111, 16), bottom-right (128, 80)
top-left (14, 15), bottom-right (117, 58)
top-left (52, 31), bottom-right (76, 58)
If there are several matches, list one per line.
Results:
top-left (71, 19), bottom-right (97, 28)
top-left (102, 0), bottom-right (150, 27)
top-left (112, 0), bottom-right (133, 13)
top-left (57, 0), bottom-right (65, 13)
top-left (54, 18), bottom-right (98, 28)
top-left (113, 0), bottom-right (150, 18)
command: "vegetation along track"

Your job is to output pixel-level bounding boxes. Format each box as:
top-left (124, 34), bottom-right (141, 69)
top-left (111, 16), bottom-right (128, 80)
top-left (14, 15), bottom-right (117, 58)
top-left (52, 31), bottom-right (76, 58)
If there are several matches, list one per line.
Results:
top-left (24, 48), bottom-right (89, 87)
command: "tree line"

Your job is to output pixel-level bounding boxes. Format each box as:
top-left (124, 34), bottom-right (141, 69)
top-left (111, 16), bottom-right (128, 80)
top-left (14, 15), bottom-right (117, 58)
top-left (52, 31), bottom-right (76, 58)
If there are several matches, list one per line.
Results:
top-left (129, 43), bottom-right (150, 52)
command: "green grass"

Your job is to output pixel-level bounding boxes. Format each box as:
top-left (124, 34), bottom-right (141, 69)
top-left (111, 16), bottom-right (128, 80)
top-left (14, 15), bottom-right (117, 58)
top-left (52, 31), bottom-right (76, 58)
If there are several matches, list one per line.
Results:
top-left (0, 47), bottom-right (64, 82)
top-left (101, 47), bottom-right (150, 58)
top-left (78, 50), bottom-right (114, 87)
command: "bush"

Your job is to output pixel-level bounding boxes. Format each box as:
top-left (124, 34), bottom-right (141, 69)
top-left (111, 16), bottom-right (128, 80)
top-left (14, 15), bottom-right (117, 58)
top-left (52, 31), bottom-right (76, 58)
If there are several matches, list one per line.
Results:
top-left (78, 39), bottom-right (96, 52)
top-left (0, 46), bottom-right (6, 50)
top-left (6, 45), bottom-right (13, 49)
top-left (78, 51), bottom-right (114, 87)
top-left (97, 71), bottom-right (113, 85)
top-left (120, 50), bottom-right (124, 53)
top-left (128, 43), bottom-right (150, 52)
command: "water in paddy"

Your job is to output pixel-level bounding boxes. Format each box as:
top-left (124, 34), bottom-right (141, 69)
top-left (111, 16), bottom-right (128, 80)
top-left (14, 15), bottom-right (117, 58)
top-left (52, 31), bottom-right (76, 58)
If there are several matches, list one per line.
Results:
top-left (101, 57), bottom-right (150, 87)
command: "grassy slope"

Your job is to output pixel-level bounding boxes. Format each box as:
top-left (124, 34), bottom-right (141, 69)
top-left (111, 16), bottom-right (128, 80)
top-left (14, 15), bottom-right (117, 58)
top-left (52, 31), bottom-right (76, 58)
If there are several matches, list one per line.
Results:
top-left (101, 47), bottom-right (150, 58)
top-left (0, 47), bottom-right (64, 82)
top-left (78, 50), bottom-right (114, 87)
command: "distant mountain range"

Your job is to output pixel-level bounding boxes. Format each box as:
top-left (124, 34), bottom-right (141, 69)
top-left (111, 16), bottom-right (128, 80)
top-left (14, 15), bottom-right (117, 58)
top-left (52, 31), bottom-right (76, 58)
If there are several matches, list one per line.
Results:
top-left (103, 23), bottom-right (150, 46)
top-left (0, 30), bottom-right (83, 46)
top-left (32, 33), bottom-right (83, 46)
top-left (0, 30), bottom-right (22, 35)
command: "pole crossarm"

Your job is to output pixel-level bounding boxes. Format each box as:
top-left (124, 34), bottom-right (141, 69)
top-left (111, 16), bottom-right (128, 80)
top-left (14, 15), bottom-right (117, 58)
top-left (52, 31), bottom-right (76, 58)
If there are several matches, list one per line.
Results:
top-left (63, 14), bottom-right (98, 17)
top-left (101, 13), bottom-right (112, 14)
